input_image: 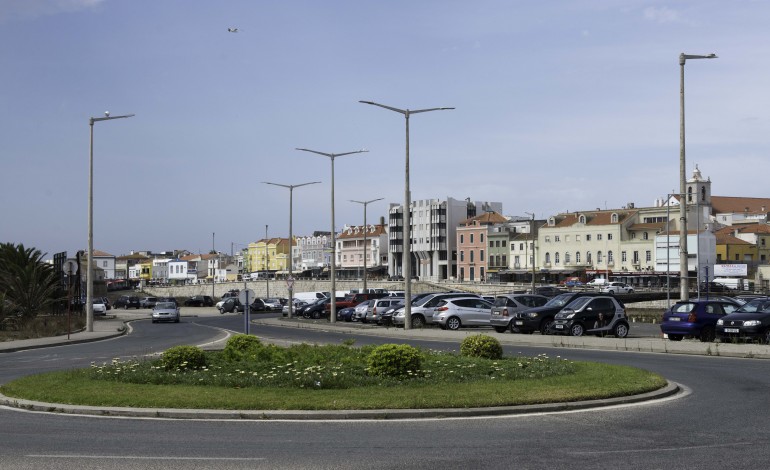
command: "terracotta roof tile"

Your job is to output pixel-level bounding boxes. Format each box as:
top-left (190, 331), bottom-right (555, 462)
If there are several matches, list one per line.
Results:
top-left (712, 196), bottom-right (770, 214)
top-left (715, 233), bottom-right (752, 245)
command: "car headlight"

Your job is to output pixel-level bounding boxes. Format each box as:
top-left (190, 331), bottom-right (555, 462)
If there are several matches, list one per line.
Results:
top-left (566, 313), bottom-right (575, 319)
top-left (743, 320), bottom-right (762, 327)
top-left (716, 319), bottom-right (724, 325)
top-left (526, 312), bottom-right (539, 318)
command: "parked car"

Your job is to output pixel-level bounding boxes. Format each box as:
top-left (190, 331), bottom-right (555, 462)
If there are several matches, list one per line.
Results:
top-left (92, 300), bottom-right (107, 316)
top-left (157, 296), bottom-right (178, 305)
top-left (218, 298), bottom-right (244, 314)
top-left (263, 298), bottom-right (283, 311)
top-left (221, 290), bottom-right (240, 299)
top-left (151, 301), bottom-right (180, 323)
top-left (365, 297), bottom-right (405, 325)
top-left (660, 299), bottom-right (742, 342)
top-left (378, 299), bottom-right (407, 326)
top-left (249, 298), bottom-right (268, 312)
top-left (490, 294), bottom-right (549, 333)
top-left (139, 297), bottom-right (158, 309)
top-left (336, 307), bottom-right (356, 322)
top-left (601, 282), bottom-right (634, 294)
top-left (528, 286), bottom-right (565, 297)
top-left (184, 295), bottom-right (214, 307)
top-left (586, 278), bottom-right (609, 288)
top-left (716, 297), bottom-right (770, 343)
top-left (305, 297), bottom-right (346, 319)
top-left (511, 292), bottom-right (603, 335)
top-left (560, 277), bottom-right (584, 287)
top-left (283, 299), bottom-right (308, 316)
top-left (550, 295), bottom-right (629, 337)
top-left (352, 300), bottom-right (376, 322)
top-left (114, 295), bottom-right (140, 309)
top-left (432, 297), bottom-right (495, 330)
top-left (100, 297), bottom-right (112, 310)
top-left (392, 292), bottom-right (481, 327)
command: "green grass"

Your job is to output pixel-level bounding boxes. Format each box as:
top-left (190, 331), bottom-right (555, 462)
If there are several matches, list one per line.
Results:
top-left (0, 342), bottom-right (667, 410)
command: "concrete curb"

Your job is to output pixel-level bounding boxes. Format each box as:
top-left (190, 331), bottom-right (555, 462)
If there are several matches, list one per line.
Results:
top-left (0, 381), bottom-right (680, 420)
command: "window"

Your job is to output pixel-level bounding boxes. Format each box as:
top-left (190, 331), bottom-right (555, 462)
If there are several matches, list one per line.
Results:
top-left (643, 232), bottom-right (649, 240)
top-left (597, 234), bottom-right (602, 241)
top-left (579, 215), bottom-right (586, 224)
top-left (460, 234), bottom-right (464, 244)
top-left (576, 235), bottom-right (581, 242)
top-left (597, 251), bottom-right (603, 263)
top-left (480, 267), bottom-right (485, 280)
top-left (502, 255), bottom-right (507, 266)
top-left (554, 252), bottom-right (560, 264)
top-left (633, 251), bottom-right (639, 263)
top-left (565, 252), bottom-right (571, 264)
top-left (586, 252), bottom-right (592, 264)
top-left (631, 232), bottom-right (636, 239)
top-left (520, 243), bottom-right (524, 250)
top-left (489, 255), bottom-right (494, 265)
top-left (470, 251), bottom-right (474, 263)
top-left (555, 235), bottom-right (561, 242)
top-left (586, 234), bottom-right (592, 241)
top-left (460, 267), bottom-right (465, 280)
top-left (646, 250), bottom-right (651, 262)
top-left (545, 252), bottom-right (551, 264)
top-left (470, 234), bottom-right (474, 243)
top-left (576, 252), bottom-right (581, 263)
top-left (480, 233), bottom-right (484, 243)
top-left (545, 236), bottom-right (551, 243)
top-left (480, 250), bottom-right (484, 261)
top-left (607, 233), bottom-right (613, 240)
top-left (460, 251), bottom-right (464, 262)
top-left (608, 251), bottom-right (614, 263)
top-left (514, 255), bottom-right (520, 265)
top-left (621, 251), bottom-right (627, 262)
top-left (611, 213), bottom-right (618, 223)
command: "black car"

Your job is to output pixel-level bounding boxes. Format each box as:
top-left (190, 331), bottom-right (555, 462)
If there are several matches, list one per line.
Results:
top-left (184, 295), bottom-right (214, 307)
top-left (114, 295), bottom-right (140, 309)
top-left (218, 298), bottom-right (244, 314)
top-left (530, 286), bottom-right (565, 297)
top-left (701, 281), bottom-right (732, 294)
top-left (549, 295), bottom-right (629, 337)
top-left (716, 297), bottom-right (770, 343)
top-left (512, 292), bottom-right (602, 334)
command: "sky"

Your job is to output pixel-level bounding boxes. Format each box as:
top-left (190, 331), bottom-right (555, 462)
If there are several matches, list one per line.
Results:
top-left (2, 0), bottom-right (770, 260)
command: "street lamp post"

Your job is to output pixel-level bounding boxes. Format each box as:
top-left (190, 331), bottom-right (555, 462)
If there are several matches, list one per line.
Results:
top-left (359, 100), bottom-right (454, 329)
top-left (265, 224), bottom-right (269, 299)
top-left (524, 212), bottom-right (537, 294)
top-left (296, 148), bottom-right (369, 324)
top-left (87, 112), bottom-right (134, 332)
top-left (351, 198), bottom-right (384, 294)
top-left (679, 52), bottom-right (717, 301)
top-left (263, 181), bottom-right (320, 318)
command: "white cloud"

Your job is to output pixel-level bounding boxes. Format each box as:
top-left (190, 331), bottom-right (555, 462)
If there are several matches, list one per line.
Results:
top-left (643, 6), bottom-right (683, 24)
top-left (0, 0), bottom-right (104, 22)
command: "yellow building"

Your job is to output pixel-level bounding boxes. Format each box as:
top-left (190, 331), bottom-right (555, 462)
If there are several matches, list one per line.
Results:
top-left (247, 238), bottom-right (292, 274)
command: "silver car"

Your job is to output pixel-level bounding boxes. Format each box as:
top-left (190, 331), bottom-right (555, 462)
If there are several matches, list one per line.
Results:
top-left (432, 297), bottom-right (494, 330)
top-left (393, 292), bottom-right (481, 327)
top-left (365, 298), bottom-right (404, 324)
top-left (152, 301), bottom-right (180, 323)
top-left (353, 300), bottom-right (375, 322)
top-left (490, 294), bottom-right (549, 333)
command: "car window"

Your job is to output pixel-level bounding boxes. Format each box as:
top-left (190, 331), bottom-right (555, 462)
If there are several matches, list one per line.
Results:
top-left (589, 298), bottom-right (613, 310)
top-left (565, 296), bottom-right (592, 310)
top-left (545, 293), bottom-right (574, 307)
top-left (722, 303), bottom-right (738, 314)
top-left (156, 302), bottom-right (175, 309)
top-left (705, 304), bottom-right (724, 315)
top-left (493, 296), bottom-right (508, 307)
top-left (672, 303), bottom-right (696, 313)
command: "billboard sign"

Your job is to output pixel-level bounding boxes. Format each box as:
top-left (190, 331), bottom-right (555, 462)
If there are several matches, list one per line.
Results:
top-left (713, 264), bottom-right (748, 277)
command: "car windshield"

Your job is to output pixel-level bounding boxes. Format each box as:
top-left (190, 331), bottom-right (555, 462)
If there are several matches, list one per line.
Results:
top-left (671, 302), bottom-right (696, 313)
top-left (735, 298), bottom-right (770, 313)
top-left (156, 302), bottom-right (175, 309)
top-left (564, 296), bottom-right (593, 310)
top-left (544, 293), bottom-right (574, 308)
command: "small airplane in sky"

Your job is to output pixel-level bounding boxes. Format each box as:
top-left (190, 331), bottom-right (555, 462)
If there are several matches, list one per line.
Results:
top-left (227, 28), bottom-right (239, 33)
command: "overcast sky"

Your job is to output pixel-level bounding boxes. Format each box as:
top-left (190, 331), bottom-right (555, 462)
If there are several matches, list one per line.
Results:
top-left (2, 0), bottom-right (769, 260)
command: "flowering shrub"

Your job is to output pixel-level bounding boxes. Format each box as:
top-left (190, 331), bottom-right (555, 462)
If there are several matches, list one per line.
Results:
top-left (366, 344), bottom-right (422, 379)
top-left (460, 334), bottom-right (503, 360)
top-left (222, 334), bottom-right (263, 362)
top-left (160, 345), bottom-right (207, 371)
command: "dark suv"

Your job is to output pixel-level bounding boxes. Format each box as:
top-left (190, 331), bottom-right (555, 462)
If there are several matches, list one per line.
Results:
top-left (512, 292), bottom-right (601, 335)
top-left (184, 295), bottom-right (214, 307)
top-left (549, 295), bottom-right (629, 337)
top-left (114, 295), bottom-right (140, 309)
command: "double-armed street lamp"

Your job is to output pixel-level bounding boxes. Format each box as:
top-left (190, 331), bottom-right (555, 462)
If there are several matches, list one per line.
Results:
top-left (679, 53), bottom-right (717, 301)
top-left (296, 148), bottom-right (368, 324)
top-left (87, 112), bottom-right (134, 332)
top-left (263, 181), bottom-right (320, 318)
top-left (358, 100), bottom-right (454, 329)
top-left (350, 198), bottom-right (384, 294)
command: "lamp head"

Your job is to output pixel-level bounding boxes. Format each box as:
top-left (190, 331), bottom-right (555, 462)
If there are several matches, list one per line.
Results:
top-left (104, 111), bottom-right (110, 117)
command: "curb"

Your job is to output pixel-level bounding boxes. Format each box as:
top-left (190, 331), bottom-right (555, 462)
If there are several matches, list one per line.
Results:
top-left (0, 381), bottom-right (680, 420)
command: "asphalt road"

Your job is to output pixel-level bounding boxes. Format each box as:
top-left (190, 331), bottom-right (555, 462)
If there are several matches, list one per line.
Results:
top-left (0, 312), bottom-right (767, 469)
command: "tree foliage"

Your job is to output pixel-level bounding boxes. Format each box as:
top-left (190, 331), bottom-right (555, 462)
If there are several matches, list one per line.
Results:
top-left (0, 243), bottom-right (60, 321)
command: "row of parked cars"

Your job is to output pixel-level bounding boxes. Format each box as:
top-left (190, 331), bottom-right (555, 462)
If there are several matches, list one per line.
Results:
top-left (291, 290), bottom-right (632, 338)
top-left (660, 295), bottom-right (770, 343)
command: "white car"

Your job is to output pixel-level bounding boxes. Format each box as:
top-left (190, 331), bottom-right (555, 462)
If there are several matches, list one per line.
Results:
top-left (601, 282), bottom-right (634, 294)
top-left (92, 300), bottom-right (107, 316)
top-left (586, 278), bottom-right (608, 288)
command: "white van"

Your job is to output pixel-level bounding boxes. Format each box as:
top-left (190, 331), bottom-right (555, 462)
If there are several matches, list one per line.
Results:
top-left (293, 291), bottom-right (330, 303)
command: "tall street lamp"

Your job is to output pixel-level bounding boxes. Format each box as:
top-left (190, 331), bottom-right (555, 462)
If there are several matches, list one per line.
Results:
top-left (87, 112), bottom-right (134, 332)
top-left (350, 198), bottom-right (384, 294)
top-left (524, 211), bottom-right (537, 294)
top-left (359, 100), bottom-right (454, 329)
top-left (296, 148), bottom-right (368, 324)
top-left (265, 224), bottom-right (270, 299)
top-left (679, 52), bottom-right (717, 301)
top-left (263, 181), bottom-right (320, 318)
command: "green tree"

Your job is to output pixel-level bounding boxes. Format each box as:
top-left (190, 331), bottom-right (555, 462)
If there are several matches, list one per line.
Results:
top-left (0, 243), bottom-right (60, 321)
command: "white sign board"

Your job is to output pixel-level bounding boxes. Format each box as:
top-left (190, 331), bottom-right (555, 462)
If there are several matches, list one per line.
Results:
top-left (713, 264), bottom-right (748, 277)
top-left (238, 289), bottom-right (256, 304)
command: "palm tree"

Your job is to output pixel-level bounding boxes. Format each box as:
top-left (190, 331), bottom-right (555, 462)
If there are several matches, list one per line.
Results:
top-left (0, 243), bottom-right (60, 321)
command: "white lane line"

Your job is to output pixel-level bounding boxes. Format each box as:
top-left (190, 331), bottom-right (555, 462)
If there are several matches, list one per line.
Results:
top-left (27, 454), bottom-right (265, 461)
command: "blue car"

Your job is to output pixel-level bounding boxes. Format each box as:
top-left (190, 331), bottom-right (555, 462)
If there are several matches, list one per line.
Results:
top-left (336, 307), bottom-right (356, 322)
top-left (660, 299), bottom-right (741, 342)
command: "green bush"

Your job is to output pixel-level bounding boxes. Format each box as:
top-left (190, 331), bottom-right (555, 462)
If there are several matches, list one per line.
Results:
top-left (222, 334), bottom-right (263, 362)
top-left (366, 344), bottom-right (422, 379)
top-left (160, 345), bottom-right (207, 371)
top-left (460, 334), bottom-right (503, 360)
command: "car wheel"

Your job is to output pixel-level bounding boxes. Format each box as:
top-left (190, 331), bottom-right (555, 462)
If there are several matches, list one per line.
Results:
top-left (509, 322), bottom-right (521, 334)
top-left (412, 315), bottom-right (426, 328)
top-left (174, 317), bottom-right (180, 323)
top-left (668, 334), bottom-right (684, 341)
top-left (607, 290), bottom-right (615, 295)
top-left (494, 326), bottom-right (507, 333)
top-left (218, 308), bottom-right (224, 314)
top-left (539, 318), bottom-right (554, 335)
top-left (763, 329), bottom-right (770, 345)
top-left (446, 317), bottom-right (461, 330)
top-left (700, 326), bottom-right (716, 342)
top-left (613, 322), bottom-right (629, 338)
top-left (311, 310), bottom-right (321, 319)
top-left (151, 320), bottom-right (157, 323)
top-left (569, 323), bottom-right (584, 337)
top-left (628, 289), bottom-right (634, 294)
